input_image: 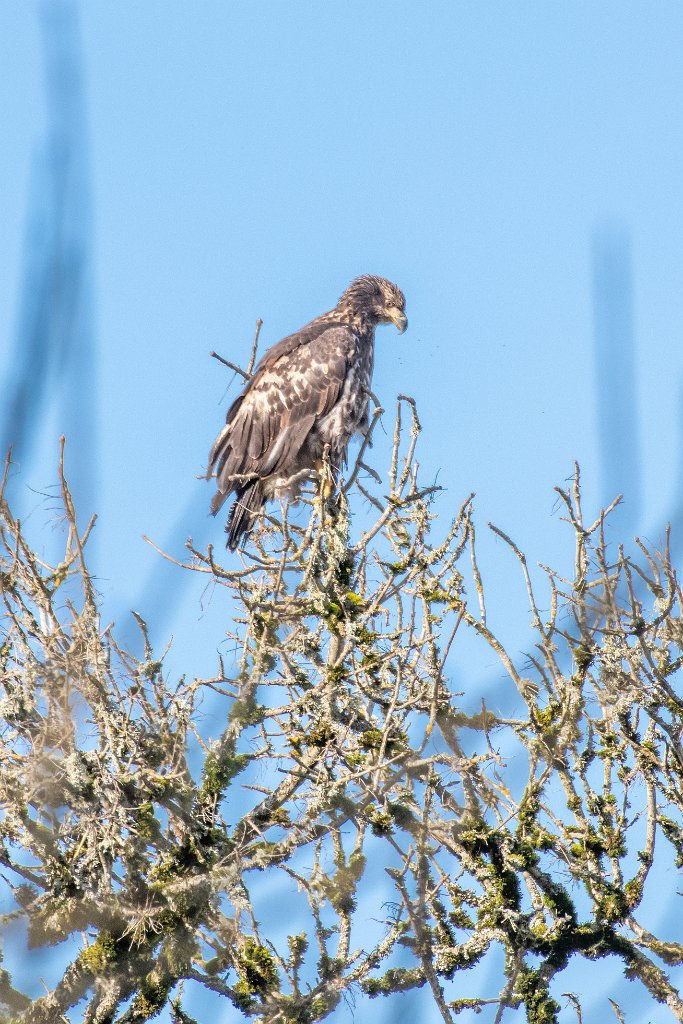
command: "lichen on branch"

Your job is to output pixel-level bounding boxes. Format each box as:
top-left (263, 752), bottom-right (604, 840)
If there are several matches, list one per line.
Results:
top-left (1, 400), bottom-right (682, 1024)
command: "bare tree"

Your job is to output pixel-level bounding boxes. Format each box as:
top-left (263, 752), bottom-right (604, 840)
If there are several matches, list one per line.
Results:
top-left (1, 388), bottom-right (683, 1023)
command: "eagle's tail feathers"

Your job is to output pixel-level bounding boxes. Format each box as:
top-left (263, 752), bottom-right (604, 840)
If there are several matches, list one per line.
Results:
top-left (226, 481), bottom-right (264, 551)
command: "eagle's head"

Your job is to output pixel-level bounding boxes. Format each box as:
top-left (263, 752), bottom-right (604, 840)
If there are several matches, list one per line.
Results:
top-left (337, 275), bottom-right (408, 334)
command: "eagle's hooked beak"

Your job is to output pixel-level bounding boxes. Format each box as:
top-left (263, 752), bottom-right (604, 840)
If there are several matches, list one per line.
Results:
top-left (387, 307), bottom-right (408, 333)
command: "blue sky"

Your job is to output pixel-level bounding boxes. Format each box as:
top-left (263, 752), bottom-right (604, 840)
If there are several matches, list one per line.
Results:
top-left (2, 2), bottom-right (683, 1020)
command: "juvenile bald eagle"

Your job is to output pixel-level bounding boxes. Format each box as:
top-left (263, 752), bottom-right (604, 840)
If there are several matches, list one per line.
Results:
top-left (207, 275), bottom-right (407, 549)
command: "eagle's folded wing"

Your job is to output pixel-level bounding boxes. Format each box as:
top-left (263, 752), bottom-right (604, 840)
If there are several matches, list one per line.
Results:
top-left (208, 323), bottom-right (358, 514)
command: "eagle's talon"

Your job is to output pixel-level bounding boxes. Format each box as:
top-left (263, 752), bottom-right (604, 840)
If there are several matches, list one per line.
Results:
top-left (315, 458), bottom-right (336, 502)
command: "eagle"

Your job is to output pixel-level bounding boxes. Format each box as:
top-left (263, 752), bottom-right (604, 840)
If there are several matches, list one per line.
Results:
top-left (207, 274), bottom-right (407, 549)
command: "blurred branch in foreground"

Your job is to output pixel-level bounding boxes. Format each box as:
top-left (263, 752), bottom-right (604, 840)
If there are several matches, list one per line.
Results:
top-left (1, 397), bottom-right (683, 1024)
top-left (1, 0), bottom-right (96, 521)
top-left (592, 224), bottom-right (641, 538)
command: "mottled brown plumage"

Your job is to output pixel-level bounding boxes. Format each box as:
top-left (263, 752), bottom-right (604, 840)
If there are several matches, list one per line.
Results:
top-left (207, 275), bottom-right (407, 549)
